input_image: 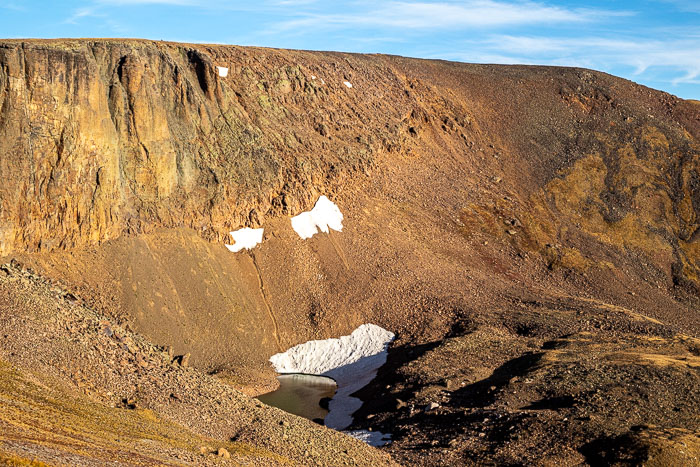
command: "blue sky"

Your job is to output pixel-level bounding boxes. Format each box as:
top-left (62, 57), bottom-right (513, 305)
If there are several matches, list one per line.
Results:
top-left (1, 0), bottom-right (699, 100)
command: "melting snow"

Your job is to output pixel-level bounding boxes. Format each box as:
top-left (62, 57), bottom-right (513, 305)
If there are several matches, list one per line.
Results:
top-left (225, 227), bottom-right (263, 252)
top-left (290, 195), bottom-right (343, 240)
top-left (216, 66), bottom-right (229, 77)
top-left (346, 429), bottom-right (392, 447)
top-left (269, 323), bottom-right (395, 432)
top-left (343, 81), bottom-right (353, 88)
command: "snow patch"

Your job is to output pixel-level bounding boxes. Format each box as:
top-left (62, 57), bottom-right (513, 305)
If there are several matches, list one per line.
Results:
top-left (225, 227), bottom-right (263, 252)
top-left (269, 323), bottom-right (395, 431)
top-left (343, 81), bottom-right (353, 88)
top-left (346, 429), bottom-right (392, 447)
top-left (216, 66), bottom-right (229, 77)
top-left (311, 75), bottom-right (317, 80)
top-left (290, 195), bottom-right (343, 240)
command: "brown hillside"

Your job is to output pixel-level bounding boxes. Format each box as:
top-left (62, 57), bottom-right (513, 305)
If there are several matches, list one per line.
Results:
top-left (0, 39), bottom-right (698, 465)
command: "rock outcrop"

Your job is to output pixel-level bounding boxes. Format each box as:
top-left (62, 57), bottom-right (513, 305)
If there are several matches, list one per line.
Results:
top-left (0, 39), bottom-right (415, 253)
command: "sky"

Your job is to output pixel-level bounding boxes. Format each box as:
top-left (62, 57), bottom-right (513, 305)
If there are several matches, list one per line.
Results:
top-left (0, 1), bottom-right (698, 100)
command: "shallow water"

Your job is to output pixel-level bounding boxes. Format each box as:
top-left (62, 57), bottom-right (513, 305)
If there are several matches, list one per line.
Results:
top-left (257, 374), bottom-right (337, 422)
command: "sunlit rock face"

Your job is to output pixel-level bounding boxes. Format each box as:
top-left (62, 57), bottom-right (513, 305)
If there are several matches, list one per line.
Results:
top-left (0, 40), bottom-right (394, 255)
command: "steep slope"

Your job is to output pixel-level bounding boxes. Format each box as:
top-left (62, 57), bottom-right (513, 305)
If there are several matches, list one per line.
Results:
top-left (0, 260), bottom-right (396, 466)
top-left (0, 39), bottom-right (698, 465)
top-left (0, 39), bottom-right (409, 253)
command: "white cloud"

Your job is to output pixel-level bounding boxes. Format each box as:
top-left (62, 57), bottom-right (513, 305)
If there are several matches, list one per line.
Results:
top-left (96, 0), bottom-right (201, 4)
top-left (657, 0), bottom-right (700, 14)
top-left (67, 0), bottom-right (270, 23)
top-left (274, 0), bottom-right (318, 4)
top-left (440, 34), bottom-right (700, 89)
top-left (373, 1), bottom-right (583, 28)
top-left (0, 2), bottom-right (25, 11)
top-left (270, 0), bottom-right (622, 32)
top-left (65, 6), bottom-right (102, 24)
top-left (65, 0), bottom-right (201, 24)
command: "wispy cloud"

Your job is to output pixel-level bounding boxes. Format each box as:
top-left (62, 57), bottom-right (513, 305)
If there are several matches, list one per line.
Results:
top-left (0, 1), bottom-right (26, 11)
top-left (273, 0), bottom-right (318, 5)
top-left (66, 0), bottom-right (202, 24)
top-left (656, 0), bottom-right (700, 14)
top-left (438, 34), bottom-right (700, 87)
top-left (269, 0), bottom-right (627, 33)
top-left (67, 0), bottom-right (272, 22)
top-left (96, 0), bottom-right (202, 5)
top-left (65, 6), bottom-right (102, 24)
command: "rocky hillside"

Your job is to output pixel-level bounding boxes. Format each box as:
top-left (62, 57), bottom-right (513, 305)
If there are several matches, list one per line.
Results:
top-left (0, 259), bottom-right (395, 466)
top-left (0, 40), bottom-right (697, 286)
top-left (0, 39), bottom-right (418, 253)
top-left (0, 39), bottom-right (698, 465)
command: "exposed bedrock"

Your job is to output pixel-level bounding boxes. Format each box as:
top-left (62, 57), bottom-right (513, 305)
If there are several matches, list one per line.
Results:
top-left (0, 40), bottom-right (697, 291)
top-left (0, 40), bottom-right (411, 253)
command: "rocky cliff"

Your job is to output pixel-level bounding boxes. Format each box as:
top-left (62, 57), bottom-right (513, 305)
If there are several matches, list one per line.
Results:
top-left (0, 39), bottom-right (416, 253)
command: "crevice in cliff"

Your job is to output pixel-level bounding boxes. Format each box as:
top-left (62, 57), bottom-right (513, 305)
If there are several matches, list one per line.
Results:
top-left (0, 62), bottom-right (7, 118)
top-left (90, 167), bottom-right (103, 209)
top-left (107, 82), bottom-right (122, 132)
top-left (186, 49), bottom-right (212, 99)
top-left (20, 44), bottom-right (36, 200)
top-left (116, 54), bottom-right (127, 83)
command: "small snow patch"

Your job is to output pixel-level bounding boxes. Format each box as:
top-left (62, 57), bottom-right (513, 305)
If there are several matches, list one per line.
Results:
top-left (216, 66), bottom-right (229, 78)
top-left (290, 195), bottom-right (343, 240)
top-left (346, 429), bottom-right (392, 447)
top-left (270, 323), bottom-right (394, 431)
top-left (311, 75), bottom-right (317, 80)
top-left (225, 227), bottom-right (263, 252)
top-left (343, 81), bottom-right (353, 88)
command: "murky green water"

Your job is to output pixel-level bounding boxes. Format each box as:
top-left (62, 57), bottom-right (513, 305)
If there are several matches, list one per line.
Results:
top-left (257, 374), bottom-right (337, 423)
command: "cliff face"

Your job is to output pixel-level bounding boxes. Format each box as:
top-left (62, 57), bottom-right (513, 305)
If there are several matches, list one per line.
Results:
top-left (1, 39), bottom-right (699, 366)
top-left (0, 40), bottom-right (423, 253)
